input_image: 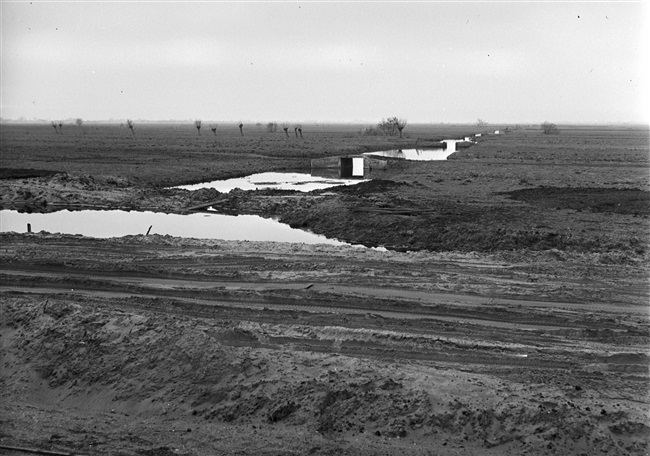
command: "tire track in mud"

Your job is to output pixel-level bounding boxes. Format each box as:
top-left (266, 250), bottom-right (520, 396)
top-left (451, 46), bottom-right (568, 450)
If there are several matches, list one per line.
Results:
top-left (2, 265), bottom-right (646, 375)
top-left (1, 265), bottom-right (645, 316)
top-left (2, 266), bottom-right (645, 340)
top-left (0, 282), bottom-right (553, 329)
top-left (0, 286), bottom-right (577, 372)
top-left (4, 275), bottom-right (642, 375)
top-left (0, 268), bottom-right (581, 332)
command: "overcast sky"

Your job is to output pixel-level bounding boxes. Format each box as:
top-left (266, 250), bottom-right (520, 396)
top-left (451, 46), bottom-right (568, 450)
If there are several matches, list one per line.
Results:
top-left (1, 1), bottom-right (648, 124)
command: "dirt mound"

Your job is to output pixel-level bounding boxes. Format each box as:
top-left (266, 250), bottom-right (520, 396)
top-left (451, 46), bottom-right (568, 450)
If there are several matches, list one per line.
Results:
top-left (3, 294), bottom-right (649, 455)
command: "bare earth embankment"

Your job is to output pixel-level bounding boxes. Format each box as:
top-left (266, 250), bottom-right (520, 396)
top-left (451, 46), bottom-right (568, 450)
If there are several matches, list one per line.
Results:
top-left (1, 123), bottom-right (649, 455)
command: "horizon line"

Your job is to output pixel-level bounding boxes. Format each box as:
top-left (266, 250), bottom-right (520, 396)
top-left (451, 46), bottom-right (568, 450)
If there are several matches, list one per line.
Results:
top-left (1, 118), bottom-right (647, 127)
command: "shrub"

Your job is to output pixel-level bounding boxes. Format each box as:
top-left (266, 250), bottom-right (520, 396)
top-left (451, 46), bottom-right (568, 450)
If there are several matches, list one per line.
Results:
top-left (541, 122), bottom-right (559, 134)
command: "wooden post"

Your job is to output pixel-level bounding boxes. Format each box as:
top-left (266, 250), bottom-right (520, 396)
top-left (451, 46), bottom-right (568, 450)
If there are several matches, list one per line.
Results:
top-left (27, 223), bottom-right (31, 233)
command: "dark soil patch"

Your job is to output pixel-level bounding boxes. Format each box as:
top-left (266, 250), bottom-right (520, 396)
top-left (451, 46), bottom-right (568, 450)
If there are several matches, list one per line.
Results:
top-left (503, 187), bottom-right (650, 216)
top-left (0, 168), bottom-right (60, 179)
top-left (322, 179), bottom-right (409, 196)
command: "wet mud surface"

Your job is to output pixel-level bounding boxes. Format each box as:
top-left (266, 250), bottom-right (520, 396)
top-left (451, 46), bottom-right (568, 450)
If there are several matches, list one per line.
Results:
top-left (505, 187), bottom-right (650, 216)
top-left (2, 234), bottom-right (649, 456)
top-left (1, 124), bottom-right (649, 455)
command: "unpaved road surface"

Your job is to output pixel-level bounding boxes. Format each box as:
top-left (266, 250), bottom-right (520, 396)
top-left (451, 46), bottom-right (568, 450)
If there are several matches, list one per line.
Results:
top-left (2, 234), bottom-right (649, 456)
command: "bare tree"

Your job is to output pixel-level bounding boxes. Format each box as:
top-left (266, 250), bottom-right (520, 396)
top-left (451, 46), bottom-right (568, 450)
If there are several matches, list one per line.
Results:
top-left (396, 118), bottom-right (407, 138)
top-left (298, 126), bottom-right (303, 138)
top-left (266, 122), bottom-right (277, 133)
top-left (281, 122), bottom-right (290, 138)
top-left (58, 122), bottom-right (63, 134)
top-left (51, 121), bottom-right (59, 134)
top-left (195, 120), bottom-right (202, 136)
top-left (541, 122), bottom-right (559, 134)
top-left (210, 124), bottom-right (217, 136)
top-left (127, 119), bottom-right (135, 135)
top-left (294, 126), bottom-right (299, 138)
top-left (477, 118), bottom-right (488, 127)
top-left (239, 123), bottom-right (244, 136)
top-left (378, 117), bottom-right (399, 136)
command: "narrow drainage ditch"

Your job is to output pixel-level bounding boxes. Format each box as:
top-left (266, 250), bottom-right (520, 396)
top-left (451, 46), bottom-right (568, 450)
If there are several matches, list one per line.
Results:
top-left (363, 138), bottom-right (476, 161)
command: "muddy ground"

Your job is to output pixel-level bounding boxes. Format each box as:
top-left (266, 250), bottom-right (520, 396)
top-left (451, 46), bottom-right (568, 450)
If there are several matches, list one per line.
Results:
top-left (1, 123), bottom-right (649, 455)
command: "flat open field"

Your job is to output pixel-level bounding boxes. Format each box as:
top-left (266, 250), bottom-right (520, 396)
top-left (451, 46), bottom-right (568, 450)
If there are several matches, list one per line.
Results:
top-left (1, 122), bottom-right (649, 455)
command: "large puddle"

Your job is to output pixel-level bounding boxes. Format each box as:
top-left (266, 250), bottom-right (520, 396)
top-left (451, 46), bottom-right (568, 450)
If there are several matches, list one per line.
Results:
top-left (175, 172), bottom-right (366, 192)
top-left (0, 210), bottom-right (348, 245)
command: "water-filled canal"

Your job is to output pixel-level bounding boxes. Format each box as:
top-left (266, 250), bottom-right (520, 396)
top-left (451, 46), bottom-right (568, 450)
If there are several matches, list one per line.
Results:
top-left (364, 139), bottom-right (469, 161)
top-left (174, 138), bottom-right (472, 192)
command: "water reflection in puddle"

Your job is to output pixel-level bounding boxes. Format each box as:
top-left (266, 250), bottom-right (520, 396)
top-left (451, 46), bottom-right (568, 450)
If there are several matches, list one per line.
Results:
top-left (175, 172), bottom-right (366, 192)
top-left (365, 139), bottom-right (469, 161)
top-left (365, 149), bottom-right (452, 161)
top-left (0, 210), bottom-right (348, 245)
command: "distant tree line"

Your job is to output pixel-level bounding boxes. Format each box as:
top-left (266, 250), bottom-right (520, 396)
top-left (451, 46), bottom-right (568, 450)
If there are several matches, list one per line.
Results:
top-left (43, 118), bottom-right (307, 139)
top-left (264, 121), bottom-right (302, 138)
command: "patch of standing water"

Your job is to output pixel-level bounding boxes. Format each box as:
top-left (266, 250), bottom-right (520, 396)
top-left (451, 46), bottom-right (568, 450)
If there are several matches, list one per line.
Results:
top-left (0, 210), bottom-right (350, 246)
top-left (365, 149), bottom-right (451, 161)
top-left (174, 172), bottom-right (366, 192)
top-left (364, 139), bottom-right (472, 161)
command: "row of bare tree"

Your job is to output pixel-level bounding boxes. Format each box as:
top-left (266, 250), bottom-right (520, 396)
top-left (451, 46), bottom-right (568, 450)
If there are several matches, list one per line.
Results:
top-left (195, 120), bottom-right (303, 138)
top-left (268, 122), bottom-right (303, 138)
top-left (49, 118), bottom-right (557, 137)
top-left (50, 119), bottom-right (135, 135)
top-left (50, 119), bottom-right (236, 136)
top-left (196, 121), bottom-right (243, 136)
top-left (193, 120), bottom-right (220, 136)
top-left (50, 119), bottom-right (85, 134)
